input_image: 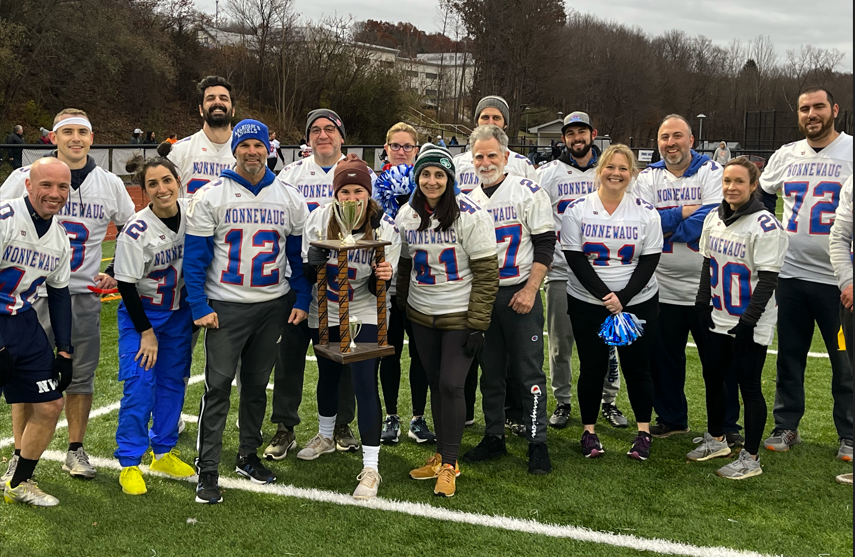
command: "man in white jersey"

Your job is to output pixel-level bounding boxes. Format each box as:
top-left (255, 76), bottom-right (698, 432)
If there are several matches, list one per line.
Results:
top-left (537, 111), bottom-right (626, 429)
top-left (186, 119), bottom-right (311, 503)
top-left (759, 87), bottom-right (853, 458)
top-left (168, 76), bottom-right (236, 197)
top-left (461, 125), bottom-right (555, 474)
top-left (633, 115), bottom-right (742, 441)
top-left (266, 109), bottom-right (374, 457)
top-left (1, 158), bottom-right (73, 506)
top-left (0, 109), bottom-right (135, 481)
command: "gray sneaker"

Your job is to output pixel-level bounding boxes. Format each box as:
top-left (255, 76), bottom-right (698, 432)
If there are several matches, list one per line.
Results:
top-left (62, 448), bottom-right (96, 479)
top-left (716, 450), bottom-right (762, 480)
top-left (296, 434), bottom-right (336, 461)
top-left (4, 479), bottom-right (59, 507)
top-left (263, 428), bottom-right (297, 461)
top-left (334, 424), bottom-right (360, 452)
top-left (837, 438), bottom-right (853, 462)
top-left (764, 429), bottom-right (801, 452)
top-left (687, 433), bottom-right (731, 462)
top-left (548, 404), bottom-right (571, 429)
top-left (1, 455), bottom-right (19, 484)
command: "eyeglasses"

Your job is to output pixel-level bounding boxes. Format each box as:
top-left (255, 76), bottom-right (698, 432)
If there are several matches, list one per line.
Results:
top-left (309, 125), bottom-right (338, 137)
top-left (389, 143), bottom-right (416, 152)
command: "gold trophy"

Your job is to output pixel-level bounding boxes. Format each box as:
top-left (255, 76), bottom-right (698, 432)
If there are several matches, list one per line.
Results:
top-left (348, 317), bottom-right (362, 351)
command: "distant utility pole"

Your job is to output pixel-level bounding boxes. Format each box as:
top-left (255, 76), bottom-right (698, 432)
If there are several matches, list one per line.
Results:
top-left (215, 0), bottom-right (219, 28)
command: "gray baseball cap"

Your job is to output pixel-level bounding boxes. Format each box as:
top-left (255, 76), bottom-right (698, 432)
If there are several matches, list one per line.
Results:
top-left (561, 111), bottom-right (593, 134)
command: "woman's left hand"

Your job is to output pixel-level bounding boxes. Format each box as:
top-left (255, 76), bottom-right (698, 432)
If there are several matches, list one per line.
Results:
top-left (373, 261), bottom-right (393, 282)
top-left (602, 292), bottom-right (623, 315)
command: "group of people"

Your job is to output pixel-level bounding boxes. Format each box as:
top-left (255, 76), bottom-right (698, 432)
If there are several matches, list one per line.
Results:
top-left (0, 77), bottom-right (850, 508)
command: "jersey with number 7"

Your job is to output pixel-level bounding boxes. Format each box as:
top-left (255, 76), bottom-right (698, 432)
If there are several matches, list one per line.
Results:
top-left (760, 132), bottom-right (852, 284)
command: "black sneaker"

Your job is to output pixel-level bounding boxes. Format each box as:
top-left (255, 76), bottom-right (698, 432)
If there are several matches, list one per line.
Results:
top-left (581, 430), bottom-right (605, 458)
top-left (627, 432), bottom-right (652, 461)
top-left (649, 422), bottom-right (690, 438)
top-left (505, 418), bottom-right (526, 438)
top-left (462, 435), bottom-right (507, 463)
top-left (195, 472), bottom-right (222, 504)
top-left (527, 442), bottom-right (552, 475)
top-left (381, 415), bottom-right (401, 445)
top-left (725, 431), bottom-right (745, 448)
top-left (602, 403), bottom-right (629, 428)
top-left (235, 453), bottom-right (276, 484)
top-left (548, 404), bottom-right (571, 429)
top-left (407, 416), bottom-right (436, 444)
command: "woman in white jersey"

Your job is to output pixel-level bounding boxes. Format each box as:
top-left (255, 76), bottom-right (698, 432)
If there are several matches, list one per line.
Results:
top-left (396, 144), bottom-right (499, 497)
top-left (691, 157), bottom-right (788, 479)
top-left (113, 156), bottom-right (195, 496)
top-left (561, 144), bottom-right (663, 461)
top-left (298, 154), bottom-right (401, 500)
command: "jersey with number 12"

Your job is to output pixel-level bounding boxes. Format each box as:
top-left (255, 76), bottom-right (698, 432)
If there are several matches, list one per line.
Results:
top-left (760, 132), bottom-right (852, 284)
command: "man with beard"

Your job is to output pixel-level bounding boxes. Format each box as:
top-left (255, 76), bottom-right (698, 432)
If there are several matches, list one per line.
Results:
top-left (536, 112), bottom-right (626, 429)
top-left (168, 76), bottom-right (236, 197)
top-left (759, 87), bottom-right (853, 459)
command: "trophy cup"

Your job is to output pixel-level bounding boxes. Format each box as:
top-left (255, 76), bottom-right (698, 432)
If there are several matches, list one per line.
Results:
top-left (311, 201), bottom-right (395, 364)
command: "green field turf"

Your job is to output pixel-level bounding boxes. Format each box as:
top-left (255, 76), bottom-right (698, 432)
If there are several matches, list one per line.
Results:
top-left (0, 241), bottom-right (851, 557)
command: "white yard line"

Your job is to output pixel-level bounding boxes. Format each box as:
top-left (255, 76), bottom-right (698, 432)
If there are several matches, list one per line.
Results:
top-left (33, 449), bottom-right (786, 557)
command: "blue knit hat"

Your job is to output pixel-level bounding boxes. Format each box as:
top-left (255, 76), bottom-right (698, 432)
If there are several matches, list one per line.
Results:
top-left (231, 119), bottom-right (270, 153)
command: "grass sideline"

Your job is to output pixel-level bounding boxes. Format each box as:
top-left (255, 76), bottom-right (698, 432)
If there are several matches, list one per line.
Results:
top-left (0, 241), bottom-right (851, 557)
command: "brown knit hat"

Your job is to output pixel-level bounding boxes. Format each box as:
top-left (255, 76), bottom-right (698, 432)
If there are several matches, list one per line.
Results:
top-left (333, 153), bottom-right (372, 197)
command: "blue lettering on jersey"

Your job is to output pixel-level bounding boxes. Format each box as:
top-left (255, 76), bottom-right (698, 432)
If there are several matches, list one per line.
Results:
top-left (581, 224), bottom-right (639, 240)
top-left (557, 181), bottom-right (596, 196)
top-left (192, 161), bottom-right (231, 178)
top-left (153, 245), bottom-right (184, 266)
top-left (707, 236), bottom-right (747, 259)
top-left (2, 245), bottom-right (60, 272)
top-left (223, 208), bottom-right (286, 225)
top-left (487, 206), bottom-right (518, 223)
top-left (57, 201), bottom-right (106, 220)
top-left (655, 187), bottom-right (702, 205)
top-left (295, 183), bottom-right (333, 200)
top-left (346, 249), bottom-right (374, 265)
top-left (406, 229), bottom-right (458, 245)
top-left (785, 162), bottom-right (843, 179)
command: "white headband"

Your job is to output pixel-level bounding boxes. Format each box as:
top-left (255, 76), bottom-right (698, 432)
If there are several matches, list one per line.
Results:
top-left (52, 117), bottom-right (92, 132)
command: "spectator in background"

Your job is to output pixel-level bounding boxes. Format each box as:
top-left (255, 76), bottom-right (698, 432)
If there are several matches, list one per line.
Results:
top-left (4, 125), bottom-right (25, 169)
top-left (38, 127), bottom-right (52, 145)
top-left (436, 135), bottom-right (446, 147)
top-left (713, 141), bottom-right (731, 166)
top-left (130, 129), bottom-right (143, 144)
top-left (449, 136), bottom-right (458, 146)
top-left (143, 131), bottom-right (157, 144)
top-left (166, 133), bottom-right (178, 145)
top-left (267, 130), bottom-right (282, 171)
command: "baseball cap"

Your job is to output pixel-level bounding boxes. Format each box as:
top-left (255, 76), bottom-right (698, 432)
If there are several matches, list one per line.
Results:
top-left (561, 112), bottom-right (593, 134)
top-left (133, 128), bottom-right (143, 134)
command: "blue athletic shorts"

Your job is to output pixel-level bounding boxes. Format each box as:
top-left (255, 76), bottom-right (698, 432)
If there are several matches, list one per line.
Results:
top-left (0, 309), bottom-right (61, 404)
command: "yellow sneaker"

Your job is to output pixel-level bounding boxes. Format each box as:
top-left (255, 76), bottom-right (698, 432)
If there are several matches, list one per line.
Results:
top-left (434, 464), bottom-right (456, 497)
top-left (409, 453), bottom-right (460, 480)
top-left (120, 466), bottom-right (147, 495)
top-left (149, 450), bottom-right (195, 478)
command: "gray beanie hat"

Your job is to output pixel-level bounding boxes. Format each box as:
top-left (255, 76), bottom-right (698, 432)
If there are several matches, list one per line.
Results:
top-left (306, 108), bottom-right (345, 141)
top-left (474, 95), bottom-right (510, 126)
top-left (412, 143), bottom-right (455, 185)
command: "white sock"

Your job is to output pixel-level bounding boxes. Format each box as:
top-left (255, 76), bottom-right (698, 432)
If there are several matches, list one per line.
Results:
top-left (154, 453), bottom-right (167, 460)
top-left (362, 445), bottom-right (380, 471)
top-left (319, 415), bottom-right (336, 439)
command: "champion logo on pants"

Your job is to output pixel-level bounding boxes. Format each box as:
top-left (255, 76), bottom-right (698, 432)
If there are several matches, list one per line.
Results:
top-left (531, 335), bottom-right (538, 342)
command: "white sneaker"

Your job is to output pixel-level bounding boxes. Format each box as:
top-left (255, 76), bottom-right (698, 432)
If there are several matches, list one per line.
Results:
top-left (62, 448), bottom-right (97, 479)
top-left (4, 479), bottom-right (59, 507)
top-left (353, 467), bottom-right (381, 500)
top-left (296, 434), bottom-right (336, 461)
top-left (177, 419), bottom-right (186, 435)
top-left (1, 455), bottom-right (19, 483)
top-left (686, 433), bottom-right (731, 462)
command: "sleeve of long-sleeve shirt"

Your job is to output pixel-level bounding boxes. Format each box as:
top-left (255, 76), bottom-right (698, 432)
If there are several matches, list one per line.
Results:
top-left (184, 234), bottom-right (215, 320)
top-left (286, 234), bottom-right (311, 312)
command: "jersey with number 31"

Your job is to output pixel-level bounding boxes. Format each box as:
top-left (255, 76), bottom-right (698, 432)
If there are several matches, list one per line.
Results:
top-left (760, 132), bottom-right (852, 284)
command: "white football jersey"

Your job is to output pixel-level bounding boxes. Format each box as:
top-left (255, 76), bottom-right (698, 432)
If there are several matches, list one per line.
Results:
top-left (537, 158), bottom-right (598, 282)
top-left (302, 205), bottom-right (401, 328)
top-left (700, 209), bottom-right (789, 346)
top-left (114, 200), bottom-right (188, 312)
top-left (278, 155), bottom-right (377, 212)
top-left (186, 177), bottom-right (309, 304)
top-left (396, 193), bottom-right (497, 316)
top-left (830, 175), bottom-right (853, 291)
top-left (633, 158), bottom-right (723, 305)
top-left (561, 192), bottom-right (663, 306)
top-left (454, 150), bottom-right (538, 194)
top-left (1, 163), bottom-right (136, 294)
top-left (467, 174), bottom-right (554, 287)
top-left (760, 132), bottom-right (853, 285)
top-left (168, 129), bottom-right (235, 197)
top-left (0, 197), bottom-right (71, 315)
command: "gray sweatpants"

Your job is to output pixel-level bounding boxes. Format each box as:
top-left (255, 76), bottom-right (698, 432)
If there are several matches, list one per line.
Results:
top-left (196, 296), bottom-right (287, 474)
top-left (35, 293), bottom-right (101, 395)
top-left (545, 281), bottom-right (620, 405)
top-left (479, 282), bottom-right (548, 443)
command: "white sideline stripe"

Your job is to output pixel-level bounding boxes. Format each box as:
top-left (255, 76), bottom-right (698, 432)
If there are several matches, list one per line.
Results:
top-left (35, 449), bottom-right (786, 557)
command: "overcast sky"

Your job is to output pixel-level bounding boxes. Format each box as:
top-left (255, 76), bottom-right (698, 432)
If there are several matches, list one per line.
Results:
top-left (195, 0), bottom-right (854, 72)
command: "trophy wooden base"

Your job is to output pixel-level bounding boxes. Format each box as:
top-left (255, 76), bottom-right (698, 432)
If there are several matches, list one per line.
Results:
top-left (314, 343), bottom-right (395, 364)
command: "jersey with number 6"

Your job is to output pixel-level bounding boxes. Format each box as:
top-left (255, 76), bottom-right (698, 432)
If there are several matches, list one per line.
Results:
top-left (700, 209), bottom-right (788, 346)
top-left (467, 175), bottom-right (554, 287)
top-left (186, 177), bottom-right (308, 304)
top-left (279, 155), bottom-right (377, 212)
top-left (168, 130), bottom-right (235, 197)
top-left (561, 193), bottom-right (663, 305)
top-left (1, 163), bottom-right (136, 294)
top-left (114, 200), bottom-right (188, 312)
top-left (396, 193), bottom-right (497, 316)
top-left (0, 197), bottom-right (71, 315)
top-left (302, 206), bottom-right (401, 328)
top-left (759, 132), bottom-right (852, 285)
top-left (454, 150), bottom-right (538, 194)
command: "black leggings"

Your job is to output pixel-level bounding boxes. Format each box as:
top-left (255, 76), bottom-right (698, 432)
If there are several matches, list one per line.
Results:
top-left (376, 299), bottom-right (429, 416)
top-left (702, 331), bottom-right (768, 455)
top-left (311, 326), bottom-right (382, 447)
top-left (411, 322), bottom-right (473, 467)
top-left (567, 295), bottom-right (657, 427)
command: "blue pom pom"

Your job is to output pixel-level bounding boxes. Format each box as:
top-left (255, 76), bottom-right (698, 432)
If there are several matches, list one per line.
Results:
top-left (373, 164), bottom-right (415, 218)
top-left (598, 312), bottom-right (646, 346)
